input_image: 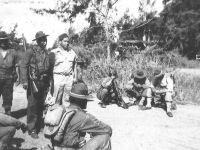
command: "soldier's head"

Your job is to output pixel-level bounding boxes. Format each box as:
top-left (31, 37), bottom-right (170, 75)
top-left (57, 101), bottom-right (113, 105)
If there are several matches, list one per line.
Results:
top-left (108, 67), bottom-right (118, 78)
top-left (133, 69), bottom-right (147, 83)
top-left (68, 81), bottom-right (93, 109)
top-left (33, 31), bottom-right (49, 49)
top-left (153, 67), bottom-right (164, 79)
top-left (0, 31), bottom-right (9, 50)
top-left (58, 33), bottom-right (70, 51)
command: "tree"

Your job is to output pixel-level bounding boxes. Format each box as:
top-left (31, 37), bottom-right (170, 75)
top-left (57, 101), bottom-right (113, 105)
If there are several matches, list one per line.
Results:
top-left (159, 0), bottom-right (200, 59)
top-left (32, 0), bottom-right (119, 62)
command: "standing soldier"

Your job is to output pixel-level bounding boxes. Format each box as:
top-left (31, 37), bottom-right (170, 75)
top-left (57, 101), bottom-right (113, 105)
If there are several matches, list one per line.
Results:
top-left (0, 31), bottom-right (20, 116)
top-left (21, 31), bottom-right (50, 139)
top-left (49, 33), bottom-right (77, 107)
top-left (151, 67), bottom-right (175, 117)
top-left (125, 69), bottom-right (152, 110)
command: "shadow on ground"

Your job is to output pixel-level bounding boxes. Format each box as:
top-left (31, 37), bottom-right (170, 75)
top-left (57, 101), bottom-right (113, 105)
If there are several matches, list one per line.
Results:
top-left (11, 138), bottom-right (37, 150)
top-left (11, 108), bottom-right (27, 119)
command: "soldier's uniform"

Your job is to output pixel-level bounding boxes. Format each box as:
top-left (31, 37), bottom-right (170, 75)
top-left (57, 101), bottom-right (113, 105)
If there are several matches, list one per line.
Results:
top-left (48, 82), bottom-right (112, 150)
top-left (96, 69), bottom-right (119, 108)
top-left (152, 68), bottom-right (175, 117)
top-left (125, 69), bottom-right (152, 110)
top-left (21, 32), bottom-right (50, 136)
top-left (0, 31), bottom-right (19, 115)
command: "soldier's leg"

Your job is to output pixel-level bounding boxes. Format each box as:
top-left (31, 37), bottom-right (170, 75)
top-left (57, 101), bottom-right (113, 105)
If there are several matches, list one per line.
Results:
top-left (62, 75), bottom-right (74, 107)
top-left (36, 85), bottom-right (47, 132)
top-left (2, 79), bottom-right (13, 115)
top-left (143, 88), bottom-right (152, 109)
top-left (81, 134), bottom-right (111, 150)
top-left (0, 126), bottom-right (16, 149)
top-left (165, 92), bottom-right (173, 117)
top-left (27, 87), bottom-right (39, 138)
top-left (98, 89), bottom-right (109, 108)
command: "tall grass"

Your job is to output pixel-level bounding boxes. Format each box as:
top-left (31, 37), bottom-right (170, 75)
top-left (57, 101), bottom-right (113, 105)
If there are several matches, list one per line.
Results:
top-left (73, 46), bottom-right (200, 105)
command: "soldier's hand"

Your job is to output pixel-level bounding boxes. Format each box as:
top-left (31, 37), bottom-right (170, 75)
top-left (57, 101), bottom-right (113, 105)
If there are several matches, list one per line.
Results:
top-left (15, 77), bottom-right (20, 86)
top-left (20, 123), bottom-right (27, 133)
top-left (23, 83), bottom-right (28, 90)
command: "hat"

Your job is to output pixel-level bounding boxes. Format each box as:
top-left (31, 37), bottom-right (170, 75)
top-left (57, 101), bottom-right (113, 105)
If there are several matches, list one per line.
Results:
top-left (58, 33), bottom-right (69, 41)
top-left (32, 31), bottom-right (49, 41)
top-left (154, 68), bottom-right (163, 77)
top-left (68, 82), bottom-right (93, 100)
top-left (0, 31), bottom-right (8, 40)
top-left (134, 69), bottom-right (146, 79)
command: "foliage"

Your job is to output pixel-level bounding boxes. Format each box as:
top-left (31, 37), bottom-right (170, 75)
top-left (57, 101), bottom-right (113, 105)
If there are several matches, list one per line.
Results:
top-left (158, 0), bottom-right (200, 59)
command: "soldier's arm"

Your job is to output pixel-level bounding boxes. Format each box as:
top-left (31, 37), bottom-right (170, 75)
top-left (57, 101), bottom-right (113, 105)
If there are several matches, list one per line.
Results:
top-left (13, 50), bottom-right (20, 83)
top-left (20, 49), bottom-right (33, 84)
top-left (0, 113), bottom-right (24, 129)
top-left (79, 113), bottom-right (112, 137)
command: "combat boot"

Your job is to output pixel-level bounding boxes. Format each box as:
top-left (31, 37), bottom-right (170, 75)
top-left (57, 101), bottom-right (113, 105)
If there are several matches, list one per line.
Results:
top-left (5, 108), bottom-right (11, 116)
top-left (167, 112), bottom-right (173, 117)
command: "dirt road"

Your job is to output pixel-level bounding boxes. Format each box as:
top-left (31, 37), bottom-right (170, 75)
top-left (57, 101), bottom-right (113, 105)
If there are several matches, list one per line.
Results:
top-left (0, 85), bottom-right (200, 150)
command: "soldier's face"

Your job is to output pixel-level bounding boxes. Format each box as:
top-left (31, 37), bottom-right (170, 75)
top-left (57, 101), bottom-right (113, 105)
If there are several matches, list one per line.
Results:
top-left (37, 37), bottom-right (47, 49)
top-left (0, 40), bottom-right (8, 50)
top-left (60, 37), bottom-right (69, 50)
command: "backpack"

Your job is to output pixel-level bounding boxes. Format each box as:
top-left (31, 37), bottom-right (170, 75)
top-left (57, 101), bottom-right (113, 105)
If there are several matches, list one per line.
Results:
top-left (43, 106), bottom-right (76, 142)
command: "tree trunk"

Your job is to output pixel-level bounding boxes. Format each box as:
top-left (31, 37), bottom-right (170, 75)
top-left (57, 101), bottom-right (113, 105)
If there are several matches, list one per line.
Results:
top-left (104, 19), bottom-right (111, 63)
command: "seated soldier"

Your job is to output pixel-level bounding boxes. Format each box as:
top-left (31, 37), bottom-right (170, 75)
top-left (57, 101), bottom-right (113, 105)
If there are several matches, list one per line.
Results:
top-left (151, 67), bottom-right (175, 117)
top-left (50, 81), bottom-right (112, 150)
top-left (0, 113), bottom-right (27, 150)
top-left (125, 69), bottom-right (152, 110)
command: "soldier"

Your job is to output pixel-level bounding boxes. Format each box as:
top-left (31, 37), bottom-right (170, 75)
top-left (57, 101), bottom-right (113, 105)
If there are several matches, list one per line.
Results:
top-left (125, 69), bottom-right (152, 110)
top-left (49, 33), bottom-right (77, 107)
top-left (0, 31), bottom-right (20, 115)
top-left (151, 67), bottom-right (175, 117)
top-left (0, 113), bottom-right (27, 150)
top-left (50, 81), bottom-right (112, 150)
top-left (97, 68), bottom-right (128, 109)
top-left (21, 31), bottom-right (50, 139)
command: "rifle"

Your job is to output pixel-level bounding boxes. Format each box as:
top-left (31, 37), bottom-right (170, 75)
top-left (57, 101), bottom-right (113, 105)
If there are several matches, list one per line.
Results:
top-left (29, 67), bottom-right (38, 93)
top-left (112, 80), bottom-right (128, 109)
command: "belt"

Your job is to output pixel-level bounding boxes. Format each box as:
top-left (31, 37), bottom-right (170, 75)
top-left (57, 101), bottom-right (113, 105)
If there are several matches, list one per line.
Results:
top-left (54, 72), bottom-right (73, 76)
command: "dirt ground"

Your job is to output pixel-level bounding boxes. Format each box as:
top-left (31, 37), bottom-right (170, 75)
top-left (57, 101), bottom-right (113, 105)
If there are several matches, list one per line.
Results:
top-left (0, 84), bottom-right (200, 150)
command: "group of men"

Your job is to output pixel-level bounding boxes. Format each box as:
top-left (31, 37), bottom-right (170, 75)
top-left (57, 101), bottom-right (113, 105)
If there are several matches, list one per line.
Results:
top-left (97, 67), bottom-right (176, 117)
top-left (0, 31), bottom-right (112, 150)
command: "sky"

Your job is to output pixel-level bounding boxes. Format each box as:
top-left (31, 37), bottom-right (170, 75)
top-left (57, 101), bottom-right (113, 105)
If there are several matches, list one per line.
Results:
top-left (0, 0), bottom-right (164, 48)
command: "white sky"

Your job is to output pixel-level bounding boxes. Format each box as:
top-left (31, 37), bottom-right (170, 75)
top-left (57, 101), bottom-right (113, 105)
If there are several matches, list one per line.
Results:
top-left (0, 0), bottom-right (164, 48)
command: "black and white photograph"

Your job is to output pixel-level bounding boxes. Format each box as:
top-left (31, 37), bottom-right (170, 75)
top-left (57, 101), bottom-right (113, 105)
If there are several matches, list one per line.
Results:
top-left (0, 0), bottom-right (200, 150)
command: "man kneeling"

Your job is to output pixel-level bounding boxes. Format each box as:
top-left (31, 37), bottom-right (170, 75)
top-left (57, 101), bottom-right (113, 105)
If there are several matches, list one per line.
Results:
top-left (47, 81), bottom-right (112, 150)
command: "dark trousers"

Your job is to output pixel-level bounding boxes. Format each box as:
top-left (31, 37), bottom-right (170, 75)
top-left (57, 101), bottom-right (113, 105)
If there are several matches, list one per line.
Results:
top-left (27, 81), bottom-right (48, 133)
top-left (0, 126), bottom-right (16, 150)
top-left (0, 79), bottom-right (13, 110)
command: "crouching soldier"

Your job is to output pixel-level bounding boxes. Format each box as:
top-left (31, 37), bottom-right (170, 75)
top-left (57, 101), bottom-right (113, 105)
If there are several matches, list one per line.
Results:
top-left (96, 68), bottom-right (128, 109)
top-left (44, 81), bottom-right (112, 150)
top-left (125, 69), bottom-right (152, 110)
top-left (0, 113), bottom-right (27, 150)
top-left (151, 67), bottom-right (175, 117)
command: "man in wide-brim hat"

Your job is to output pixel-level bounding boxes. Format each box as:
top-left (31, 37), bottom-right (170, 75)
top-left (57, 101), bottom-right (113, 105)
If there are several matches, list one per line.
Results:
top-left (48, 81), bottom-right (112, 150)
top-left (151, 67), bottom-right (175, 117)
top-left (21, 31), bottom-right (50, 139)
top-left (125, 69), bottom-right (153, 110)
top-left (0, 31), bottom-right (20, 116)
